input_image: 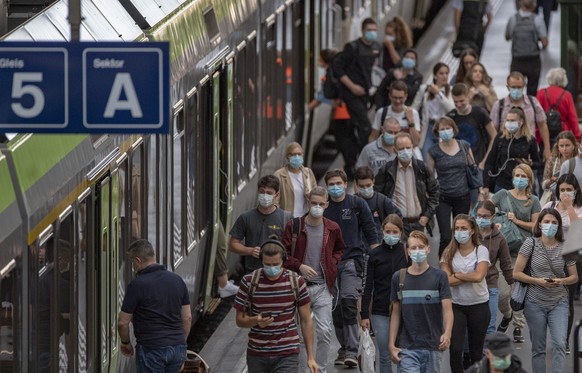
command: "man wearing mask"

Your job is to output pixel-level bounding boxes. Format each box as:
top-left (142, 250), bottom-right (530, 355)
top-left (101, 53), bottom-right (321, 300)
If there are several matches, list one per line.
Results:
top-left (490, 71), bottom-right (550, 161)
top-left (389, 230), bottom-right (453, 373)
top-left (323, 169), bottom-right (380, 367)
top-left (229, 175), bottom-right (293, 274)
top-left (375, 133), bottom-right (440, 236)
top-left (233, 240), bottom-right (318, 373)
top-left (333, 17), bottom-right (382, 150)
top-left (282, 186), bottom-right (345, 373)
top-left (466, 332), bottom-right (526, 372)
top-left (356, 117), bottom-right (401, 175)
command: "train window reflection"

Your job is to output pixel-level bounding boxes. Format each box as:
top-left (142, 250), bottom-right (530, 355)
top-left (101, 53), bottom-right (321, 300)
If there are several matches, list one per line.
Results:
top-left (77, 196), bottom-right (89, 371)
top-left (58, 214), bottom-right (74, 372)
top-left (186, 91), bottom-right (197, 249)
top-left (173, 109), bottom-right (184, 265)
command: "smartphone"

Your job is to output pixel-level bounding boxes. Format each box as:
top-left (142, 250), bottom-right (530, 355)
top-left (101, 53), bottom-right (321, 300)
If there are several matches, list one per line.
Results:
top-left (261, 312), bottom-right (272, 318)
top-left (545, 278), bottom-right (555, 283)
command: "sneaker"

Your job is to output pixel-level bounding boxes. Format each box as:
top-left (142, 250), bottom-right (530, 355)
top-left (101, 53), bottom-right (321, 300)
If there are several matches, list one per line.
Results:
top-left (513, 327), bottom-right (524, 343)
top-left (343, 356), bottom-right (358, 367)
top-left (334, 352), bottom-right (346, 365)
top-left (219, 280), bottom-right (239, 298)
top-left (497, 314), bottom-right (512, 333)
top-left (567, 342), bottom-right (571, 355)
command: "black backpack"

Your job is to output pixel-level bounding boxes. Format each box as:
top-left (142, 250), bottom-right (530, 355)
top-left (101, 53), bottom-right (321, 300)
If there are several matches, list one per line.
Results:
top-left (323, 62), bottom-right (342, 100)
top-left (544, 88), bottom-right (566, 139)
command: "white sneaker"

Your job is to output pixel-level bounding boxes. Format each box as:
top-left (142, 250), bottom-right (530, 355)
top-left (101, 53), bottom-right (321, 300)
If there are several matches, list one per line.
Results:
top-left (219, 280), bottom-right (239, 298)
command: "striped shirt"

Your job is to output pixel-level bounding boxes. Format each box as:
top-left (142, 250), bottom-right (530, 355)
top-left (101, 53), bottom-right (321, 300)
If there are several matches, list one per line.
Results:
top-left (520, 237), bottom-right (576, 309)
top-left (233, 269), bottom-right (310, 356)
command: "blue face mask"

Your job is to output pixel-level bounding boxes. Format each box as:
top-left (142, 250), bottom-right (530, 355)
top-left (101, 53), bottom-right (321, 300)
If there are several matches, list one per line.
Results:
top-left (476, 217), bottom-right (492, 229)
top-left (541, 223), bottom-right (558, 238)
top-left (509, 88), bottom-right (523, 101)
top-left (455, 230), bottom-right (471, 244)
top-left (401, 57), bottom-right (416, 70)
top-left (359, 186), bottom-right (374, 199)
top-left (263, 265), bottom-right (283, 277)
top-left (289, 155), bottom-right (303, 169)
top-left (397, 148), bottom-right (413, 163)
top-left (439, 128), bottom-right (454, 141)
top-left (383, 234), bottom-right (400, 246)
top-left (327, 185), bottom-right (345, 198)
top-left (504, 121), bottom-right (520, 134)
top-left (492, 355), bottom-right (512, 370)
top-left (364, 31), bottom-right (377, 42)
top-left (512, 177), bottom-right (528, 190)
top-left (383, 132), bottom-right (395, 145)
top-left (410, 249), bottom-right (427, 264)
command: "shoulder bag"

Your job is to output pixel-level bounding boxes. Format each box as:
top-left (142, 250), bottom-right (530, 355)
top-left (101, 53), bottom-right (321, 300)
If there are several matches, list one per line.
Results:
top-left (510, 238), bottom-right (534, 311)
top-left (459, 141), bottom-right (483, 190)
top-left (494, 191), bottom-right (522, 254)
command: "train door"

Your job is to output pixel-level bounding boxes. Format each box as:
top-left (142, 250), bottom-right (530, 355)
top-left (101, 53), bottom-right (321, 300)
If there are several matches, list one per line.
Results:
top-left (219, 56), bottom-right (235, 230)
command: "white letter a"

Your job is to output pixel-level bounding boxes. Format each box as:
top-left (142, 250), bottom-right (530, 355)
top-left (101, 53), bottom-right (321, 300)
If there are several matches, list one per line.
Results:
top-left (103, 73), bottom-right (143, 118)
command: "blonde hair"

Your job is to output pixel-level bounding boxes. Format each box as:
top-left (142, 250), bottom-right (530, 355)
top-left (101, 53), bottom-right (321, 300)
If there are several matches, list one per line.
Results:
top-left (502, 106), bottom-right (532, 140)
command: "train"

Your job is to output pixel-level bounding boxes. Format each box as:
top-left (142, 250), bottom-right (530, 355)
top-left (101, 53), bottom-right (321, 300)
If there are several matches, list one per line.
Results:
top-left (0, 0), bottom-right (435, 371)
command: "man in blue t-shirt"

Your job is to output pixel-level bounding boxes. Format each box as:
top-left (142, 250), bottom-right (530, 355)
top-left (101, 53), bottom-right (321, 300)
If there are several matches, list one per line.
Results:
top-left (324, 169), bottom-right (379, 367)
top-left (389, 231), bottom-right (453, 373)
top-left (118, 240), bottom-right (192, 372)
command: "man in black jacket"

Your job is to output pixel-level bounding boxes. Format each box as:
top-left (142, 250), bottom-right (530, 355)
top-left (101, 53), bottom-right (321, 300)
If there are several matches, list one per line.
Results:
top-left (374, 133), bottom-right (439, 236)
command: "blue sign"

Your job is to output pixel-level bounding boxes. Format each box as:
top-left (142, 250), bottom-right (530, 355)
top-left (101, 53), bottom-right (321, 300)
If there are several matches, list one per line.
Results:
top-left (0, 42), bottom-right (169, 133)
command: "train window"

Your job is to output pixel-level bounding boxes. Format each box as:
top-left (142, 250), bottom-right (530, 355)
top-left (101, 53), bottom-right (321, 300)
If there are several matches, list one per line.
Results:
top-left (186, 90), bottom-right (197, 250)
top-left (58, 212), bottom-right (74, 372)
top-left (131, 143), bottom-right (144, 241)
top-left (77, 195), bottom-right (89, 371)
top-left (203, 7), bottom-right (220, 43)
top-left (172, 108), bottom-right (185, 265)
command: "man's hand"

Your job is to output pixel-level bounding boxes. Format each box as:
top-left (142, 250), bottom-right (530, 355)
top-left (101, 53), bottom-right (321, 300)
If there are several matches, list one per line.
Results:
top-left (299, 264), bottom-right (317, 280)
top-left (307, 358), bottom-right (319, 373)
top-left (251, 246), bottom-right (261, 258)
top-left (419, 216), bottom-right (429, 226)
top-left (256, 313), bottom-right (274, 328)
top-left (351, 84), bottom-right (366, 97)
top-left (360, 319), bottom-right (370, 331)
top-left (438, 333), bottom-right (451, 351)
top-left (120, 343), bottom-right (134, 357)
top-left (389, 345), bottom-right (401, 363)
top-left (405, 107), bottom-right (414, 124)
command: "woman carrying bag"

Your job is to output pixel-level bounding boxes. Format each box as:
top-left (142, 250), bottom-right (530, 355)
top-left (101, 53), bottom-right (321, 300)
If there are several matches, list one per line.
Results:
top-left (513, 208), bottom-right (578, 373)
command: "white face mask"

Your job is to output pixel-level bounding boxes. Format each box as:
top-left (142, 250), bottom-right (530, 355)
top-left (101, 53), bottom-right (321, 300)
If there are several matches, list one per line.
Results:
top-left (258, 193), bottom-right (274, 207)
top-left (310, 205), bottom-right (324, 218)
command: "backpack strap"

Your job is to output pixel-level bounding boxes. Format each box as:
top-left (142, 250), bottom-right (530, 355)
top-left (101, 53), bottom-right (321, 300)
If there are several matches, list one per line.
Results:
top-left (397, 268), bottom-right (407, 301)
top-left (569, 158), bottom-right (576, 175)
top-left (244, 269), bottom-right (262, 315)
top-left (288, 270), bottom-right (300, 303)
top-left (554, 89), bottom-right (567, 109)
top-left (527, 95), bottom-right (537, 125)
top-left (291, 217), bottom-right (300, 258)
top-left (497, 98), bottom-right (505, 126)
top-left (380, 106), bottom-right (389, 128)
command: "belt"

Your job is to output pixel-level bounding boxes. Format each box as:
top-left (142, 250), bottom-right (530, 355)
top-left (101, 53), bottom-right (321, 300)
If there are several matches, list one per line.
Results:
top-left (402, 217), bottom-right (420, 224)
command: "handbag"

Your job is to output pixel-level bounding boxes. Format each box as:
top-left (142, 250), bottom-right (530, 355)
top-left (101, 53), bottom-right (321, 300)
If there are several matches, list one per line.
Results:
top-left (181, 350), bottom-right (210, 373)
top-left (493, 191), bottom-right (522, 253)
top-left (510, 238), bottom-right (533, 311)
top-left (460, 141), bottom-right (483, 190)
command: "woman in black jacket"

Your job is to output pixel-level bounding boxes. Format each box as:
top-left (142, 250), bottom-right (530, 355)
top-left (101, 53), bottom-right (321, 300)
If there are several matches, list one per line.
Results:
top-left (482, 106), bottom-right (542, 194)
top-left (360, 214), bottom-right (409, 373)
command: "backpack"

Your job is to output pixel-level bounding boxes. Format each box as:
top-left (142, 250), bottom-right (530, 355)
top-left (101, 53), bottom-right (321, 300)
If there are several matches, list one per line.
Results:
top-left (511, 13), bottom-right (539, 58)
top-left (243, 269), bottom-right (299, 316)
top-left (323, 62), bottom-right (342, 100)
top-left (544, 88), bottom-right (566, 139)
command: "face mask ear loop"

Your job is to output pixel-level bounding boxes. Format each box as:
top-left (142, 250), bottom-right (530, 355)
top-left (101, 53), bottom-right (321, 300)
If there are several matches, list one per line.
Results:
top-left (488, 136), bottom-right (516, 178)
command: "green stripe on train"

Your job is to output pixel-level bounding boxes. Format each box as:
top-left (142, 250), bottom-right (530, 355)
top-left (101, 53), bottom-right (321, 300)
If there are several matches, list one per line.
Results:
top-left (0, 155), bottom-right (17, 213)
top-left (8, 135), bottom-right (87, 193)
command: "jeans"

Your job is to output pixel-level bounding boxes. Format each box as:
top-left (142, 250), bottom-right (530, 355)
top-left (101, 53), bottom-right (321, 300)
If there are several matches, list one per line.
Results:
top-left (397, 349), bottom-right (443, 373)
top-left (435, 194), bottom-right (471, 257)
top-left (136, 344), bottom-right (186, 373)
top-left (332, 259), bottom-right (362, 358)
top-left (450, 302), bottom-right (490, 373)
top-left (524, 297), bottom-right (569, 373)
top-left (487, 288), bottom-right (499, 334)
top-left (247, 353), bottom-right (298, 373)
top-left (299, 284), bottom-right (333, 373)
top-left (371, 314), bottom-right (393, 373)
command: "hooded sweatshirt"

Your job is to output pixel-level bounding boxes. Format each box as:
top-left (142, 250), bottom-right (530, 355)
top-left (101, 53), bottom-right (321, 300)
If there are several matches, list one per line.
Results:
top-left (481, 226), bottom-right (514, 288)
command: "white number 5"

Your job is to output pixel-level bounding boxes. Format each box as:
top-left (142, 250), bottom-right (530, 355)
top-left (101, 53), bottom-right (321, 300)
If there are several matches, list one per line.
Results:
top-left (11, 72), bottom-right (45, 118)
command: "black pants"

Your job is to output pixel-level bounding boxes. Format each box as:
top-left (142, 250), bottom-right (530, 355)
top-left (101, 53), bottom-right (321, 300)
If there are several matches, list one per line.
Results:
top-left (333, 119), bottom-right (359, 178)
top-left (435, 194), bottom-right (471, 257)
top-left (511, 56), bottom-right (541, 97)
top-left (450, 301), bottom-right (490, 373)
top-left (344, 95), bottom-right (371, 151)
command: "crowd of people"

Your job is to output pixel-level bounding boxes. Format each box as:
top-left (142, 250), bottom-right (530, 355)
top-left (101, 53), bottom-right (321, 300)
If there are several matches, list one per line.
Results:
top-left (226, 2), bottom-right (581, 373)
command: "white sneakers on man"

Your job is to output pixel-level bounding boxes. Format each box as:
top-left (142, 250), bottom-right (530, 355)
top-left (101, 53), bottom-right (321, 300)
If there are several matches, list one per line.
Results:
top-left (219, 280), bottom-right (239, 298)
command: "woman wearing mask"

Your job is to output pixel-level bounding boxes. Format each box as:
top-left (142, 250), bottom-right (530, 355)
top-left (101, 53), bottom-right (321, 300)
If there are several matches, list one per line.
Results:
top-left (482, 107), bottom-right (541, 194)
top-left (452, 48), bottom-right (478, 84)
top-left (542, 131), bottom-right (577, 193)
top-left (465, 62), bottom-right (498, 113)
top-left (375, 49), bottom-right (424, 108)
top-left (475, 200), bottom-right (514, 334)
top-left (427, 117), bottom-right (473, 256)
top-left (513, 209), bottom-right (578, 373)
top-left (412, 62), bottom-right (455, 161)
top-left (440, 214), bottom-right (491, 373)
top-left (274, 142), bottom-right (317, 217)
top-left (382, 16), bottom-right (413, 72)
top-left (543, 174), bottom-right (582, 353)
top-left (361, 214), bottom-right (409, 373)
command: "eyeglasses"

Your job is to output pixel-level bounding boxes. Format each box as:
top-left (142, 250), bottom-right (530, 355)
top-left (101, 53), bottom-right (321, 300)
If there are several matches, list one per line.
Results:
top-left (476, 215), bottom-right (492, 219)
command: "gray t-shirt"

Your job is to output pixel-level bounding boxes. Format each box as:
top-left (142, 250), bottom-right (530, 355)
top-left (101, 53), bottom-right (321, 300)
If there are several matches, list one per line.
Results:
top-left (230, 207), bottom-right (292, 273)
top-left (304, 222), bottom-right (324, 284)
top-left (492, 189), bottom-right (541, 241)
top-left (428, 140), bottom-right (470, 197)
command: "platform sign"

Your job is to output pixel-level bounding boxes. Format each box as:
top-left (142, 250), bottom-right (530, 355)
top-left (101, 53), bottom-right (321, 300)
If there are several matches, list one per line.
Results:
top-left (0, 42), bottom-right (169, 134)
